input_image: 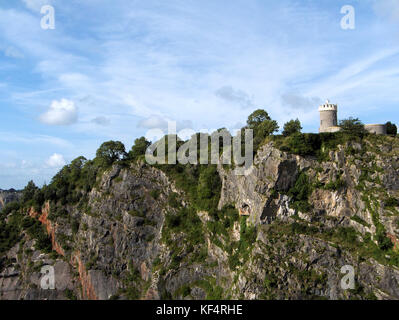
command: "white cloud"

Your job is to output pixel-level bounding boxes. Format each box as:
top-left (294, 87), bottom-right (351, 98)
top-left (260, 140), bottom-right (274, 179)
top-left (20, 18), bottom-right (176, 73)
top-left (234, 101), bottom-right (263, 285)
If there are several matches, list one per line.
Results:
top-left (3, 46), bottom-right (24, 59)
top-left (22, 0), bottom-right (53, 12)
top-left (46, 153), bottom-right (65, 168)
top-left (40, 99), bottom-right (78, 125)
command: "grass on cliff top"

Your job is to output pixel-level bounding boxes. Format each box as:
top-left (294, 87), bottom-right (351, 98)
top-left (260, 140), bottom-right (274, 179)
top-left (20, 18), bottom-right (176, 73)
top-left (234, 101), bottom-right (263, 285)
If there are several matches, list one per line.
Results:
top-left (270, 132), bottom-right (398, 160)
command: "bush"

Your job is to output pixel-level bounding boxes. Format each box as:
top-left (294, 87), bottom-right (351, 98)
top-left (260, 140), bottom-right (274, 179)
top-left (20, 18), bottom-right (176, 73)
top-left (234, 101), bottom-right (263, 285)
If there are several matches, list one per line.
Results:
top-left (150, 189), bottom-right (160, 200)
top-left (128, 137), bottom-right (151, 161)
top-left (339, 118), bottom-right (367, 138)
top-left (385, 197), bottom-right (398, 208)
top-left (1, 201), bottom-right (20, 216)
top-left (168, 193), bottom-right (180, 208)
top-left (386, 122), bottom-right (397, 136)
top-left (282, 119), bottom-right (302, 137)
top-left (287, 171), bottom-right (313, 213)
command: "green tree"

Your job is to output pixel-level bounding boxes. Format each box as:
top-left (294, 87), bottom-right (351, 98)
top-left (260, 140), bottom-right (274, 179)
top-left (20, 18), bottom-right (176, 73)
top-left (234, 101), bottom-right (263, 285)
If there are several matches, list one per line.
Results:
top-left (246, 109), bottom-right (279, 152)
top-left (247, 109), bottom-right (271, 128)
top-left (129, 137), bottom-right (151, 160)
top-left (70, 156), bottom-right (87, 182)
top-left (386, 122), bottom-right (397, 135)
top-left (95, 141), bottom-right (126, 167)
top-left (282, 119), bottom-right (302, 137)
top-left (339, 117), bottom-right (367, 137)
top-left (196, 166), bottom-right (221, 210)
top-left (22, 180), bottom-right (38, 203)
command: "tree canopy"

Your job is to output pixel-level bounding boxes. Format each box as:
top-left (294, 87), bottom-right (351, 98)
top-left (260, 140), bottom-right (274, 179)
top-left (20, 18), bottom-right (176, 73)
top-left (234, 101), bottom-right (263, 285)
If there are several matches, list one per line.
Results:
top-left (246, 109), bottom-right (272, 128)
top-left (129, 137), bottom-right (151, 160)
top-left (386, 122), bottom-right (397, 136)
top-left (95, 141), bottom-right (126, 167)
top-left (282, 119), bottom-right (302, 137)
top-left (246, 109), bottom-right (279, 152)
top-left (339, 117), bottom-right (367, 137)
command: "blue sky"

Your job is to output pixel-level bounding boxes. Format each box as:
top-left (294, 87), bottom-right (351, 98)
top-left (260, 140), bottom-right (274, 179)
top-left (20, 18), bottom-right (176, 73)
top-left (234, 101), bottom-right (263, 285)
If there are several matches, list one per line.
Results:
top-left (1, 0), bottom-right (399, 189)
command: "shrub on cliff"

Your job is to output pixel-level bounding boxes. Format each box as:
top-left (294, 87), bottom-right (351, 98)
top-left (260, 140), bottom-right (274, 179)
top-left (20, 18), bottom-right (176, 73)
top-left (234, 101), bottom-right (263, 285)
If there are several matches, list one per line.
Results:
top-left (386, 122), bottom-right (397, 136)
top-left (287, 171), bottom-right (313, 213)
top-left (282, 119), bottom-right (302, 137)
top-left (196, 165), bottom-right (221, 211)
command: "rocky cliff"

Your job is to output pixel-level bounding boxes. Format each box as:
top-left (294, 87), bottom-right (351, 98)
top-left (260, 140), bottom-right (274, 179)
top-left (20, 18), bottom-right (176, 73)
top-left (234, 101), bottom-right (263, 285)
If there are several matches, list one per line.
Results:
top-left (0, 189), bottom-right (21, 211)
top-left (1, 134), bottom-right (399, 300)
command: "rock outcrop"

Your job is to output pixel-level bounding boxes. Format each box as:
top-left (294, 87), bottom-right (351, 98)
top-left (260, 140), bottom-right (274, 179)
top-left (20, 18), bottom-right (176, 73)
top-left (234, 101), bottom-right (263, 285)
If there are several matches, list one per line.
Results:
top-left (0, 189), bottom-right (21, 211)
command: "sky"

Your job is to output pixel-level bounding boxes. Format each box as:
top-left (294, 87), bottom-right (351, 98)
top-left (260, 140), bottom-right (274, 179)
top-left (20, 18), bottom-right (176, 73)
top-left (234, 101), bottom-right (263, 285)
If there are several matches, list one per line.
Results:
top-left (1, 0), bottom-right (399, 189)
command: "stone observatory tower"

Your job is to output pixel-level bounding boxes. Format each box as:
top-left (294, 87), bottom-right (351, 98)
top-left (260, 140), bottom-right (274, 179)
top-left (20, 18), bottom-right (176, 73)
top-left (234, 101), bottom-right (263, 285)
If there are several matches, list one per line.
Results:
top-left (319, 100), bottom-right (340, 133)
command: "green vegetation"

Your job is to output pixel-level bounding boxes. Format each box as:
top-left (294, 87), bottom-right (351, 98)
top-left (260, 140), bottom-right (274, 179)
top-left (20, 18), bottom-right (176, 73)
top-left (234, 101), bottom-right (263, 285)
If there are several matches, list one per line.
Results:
top-left (162, 206), bottom-right (207, 270)
top-left (150, 189), bottom-right (160, 200)
top-left (282, 119), bottom-right (302, 137)
top-left (273, 131), bottom-right (363, 159)
top-left (384, 197), bottom-right (398, 208)
top-left (121, 262), bottom-right (143, 299)
top-left (287, 171), bottom-right (313, 213)
top-left (386, 121), bottom-right (397, 136)
top-left (245, 109), bottom-right (279, 153)
top-left (350, 215), bottom-right (370, 228)
top-left (128, 137), bottom-right (151, 161)
top-left (65, 289), bottom-right (77, 300)
top-left (157, 163), bottom-right (221, 213)
top-left (174, 277), bottom-right (224, 300)
top-left (227, 216), bottom-right (257, 270)
top-left (339, 117), bottom-right (367, 138)
top-left (0, 210), bottom-right (51, 255)
top-left (269, 219), bottom-right (399, 268)
top-left (95, 141), bottom-right (127, 167)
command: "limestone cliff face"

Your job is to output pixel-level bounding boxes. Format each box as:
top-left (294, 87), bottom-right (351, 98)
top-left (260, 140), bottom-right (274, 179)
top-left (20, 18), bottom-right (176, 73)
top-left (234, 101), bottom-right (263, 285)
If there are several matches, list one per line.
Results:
top-left (1, 136), bottom-right (399, 300)
top-left (0, 189), bottom-right (21, 211)
top-left (218, 139), bottom-right (399, 299)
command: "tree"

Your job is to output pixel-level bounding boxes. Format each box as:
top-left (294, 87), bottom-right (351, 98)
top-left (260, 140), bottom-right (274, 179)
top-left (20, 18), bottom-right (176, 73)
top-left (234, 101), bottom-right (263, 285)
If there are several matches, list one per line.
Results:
top-left (95, 141), bottom-right (126, 167)
top-left (129, 137), bottom-right (151, 160)
top-left (70, 156), bottom-right (87, 182)
top-left (339, 117), bottom-right (367, 137)
top-left (22, 180), bottom-right (38, 203)
top-left (246, 109), bottom-right (279, 152)
top-left (282, 119), bottom-right (302, 137)
top-left (247, 109), bottom-right (271, 128)
top-left (386, 122), bottom-right (397, 135)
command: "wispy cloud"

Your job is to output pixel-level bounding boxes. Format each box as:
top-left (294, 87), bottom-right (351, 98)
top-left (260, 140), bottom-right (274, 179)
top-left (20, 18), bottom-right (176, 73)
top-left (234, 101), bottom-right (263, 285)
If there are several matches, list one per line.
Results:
top-left (1, 0), bottom-right (399, 188)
